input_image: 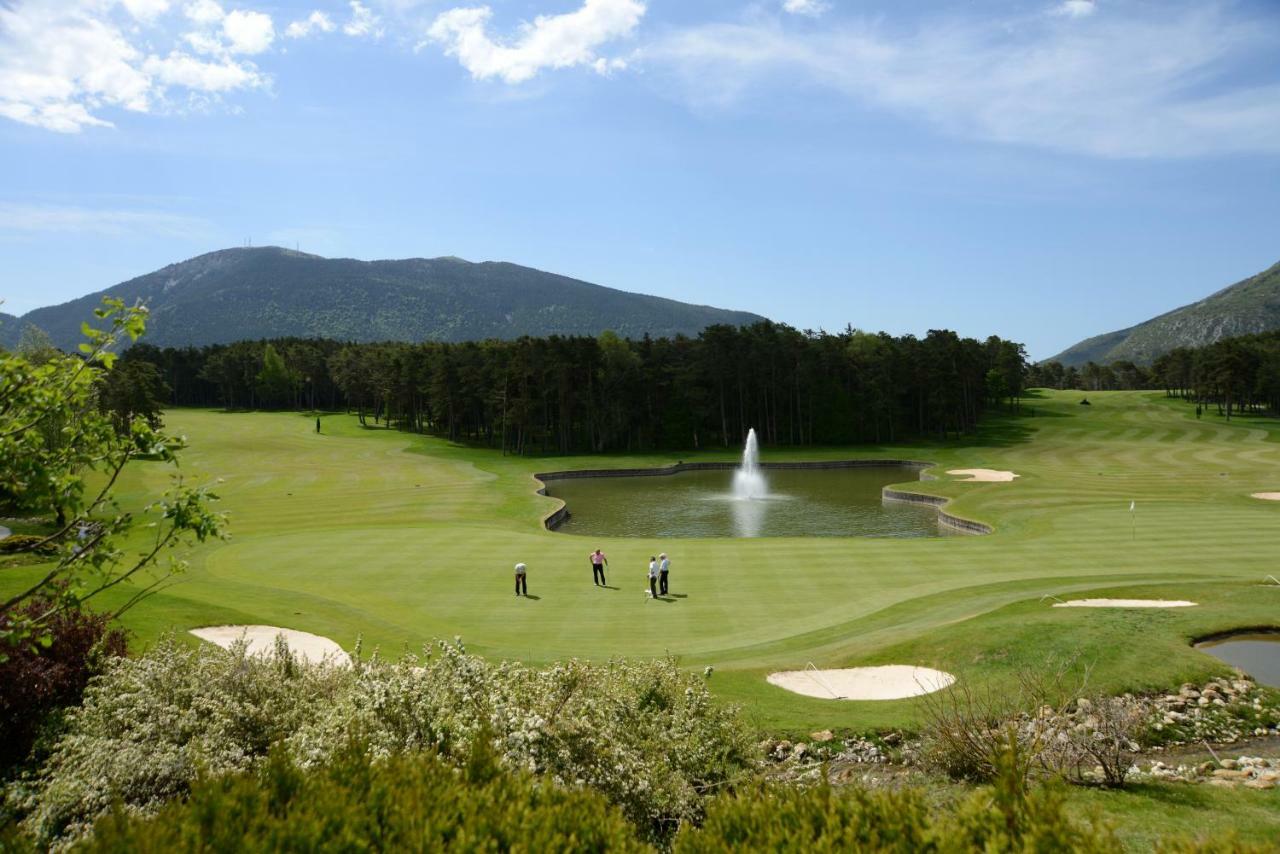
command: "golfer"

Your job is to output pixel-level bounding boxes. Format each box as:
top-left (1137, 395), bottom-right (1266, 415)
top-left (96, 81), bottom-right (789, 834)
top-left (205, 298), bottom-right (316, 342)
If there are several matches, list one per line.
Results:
top-left (658, 553), bottom-right (670, 596)
top-left (590, 549), bottom-right (608, 586)
top-left (647, 556), bottom-right (659, 599)
top-left (514, 562), bottom-right (528, 597)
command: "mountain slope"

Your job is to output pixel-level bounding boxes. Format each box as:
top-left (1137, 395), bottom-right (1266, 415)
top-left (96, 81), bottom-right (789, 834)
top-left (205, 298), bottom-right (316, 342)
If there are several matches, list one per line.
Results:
top-left (18, 248), bottom-right (766, 349)
top-left (1048, 260), bottom-right (1280, 366)
top-left (0, 311), bottom-right (26, 350)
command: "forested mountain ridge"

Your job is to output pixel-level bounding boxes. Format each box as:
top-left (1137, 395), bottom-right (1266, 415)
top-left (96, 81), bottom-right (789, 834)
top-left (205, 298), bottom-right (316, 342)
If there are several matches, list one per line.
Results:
top-left (14, 247), bottom-right (766, 350)
top-left (1049, 260), bottom-right (1280, 366)
top-left (0, 311), bottom-right (20, 349)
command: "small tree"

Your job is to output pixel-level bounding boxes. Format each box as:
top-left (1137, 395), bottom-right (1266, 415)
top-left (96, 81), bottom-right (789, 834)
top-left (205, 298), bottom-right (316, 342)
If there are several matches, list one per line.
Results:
top-left (0, 299), bottom-right (225, 657)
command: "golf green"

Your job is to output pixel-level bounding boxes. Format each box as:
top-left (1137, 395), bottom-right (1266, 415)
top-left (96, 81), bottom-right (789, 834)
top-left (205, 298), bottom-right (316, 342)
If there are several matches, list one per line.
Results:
top-left (4, 389), bottom-right (1279, 731)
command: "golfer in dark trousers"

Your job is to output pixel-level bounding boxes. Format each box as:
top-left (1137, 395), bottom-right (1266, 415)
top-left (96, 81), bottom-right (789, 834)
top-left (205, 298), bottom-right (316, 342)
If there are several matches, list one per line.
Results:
top-left (647, 557), bottom-right (659, 599)
top-left (658, 553), bottom-right (670, 595)
top-left (514, 562), bottom-right (528, 596)
top-left (590, 549), bottom-right (608, 586)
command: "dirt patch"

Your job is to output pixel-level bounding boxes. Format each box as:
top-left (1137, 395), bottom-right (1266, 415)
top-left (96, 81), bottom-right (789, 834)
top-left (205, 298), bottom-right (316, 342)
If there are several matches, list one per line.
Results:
top-left (948, 469), bottom-right (1019, 482)
top-left (1052, 599), bottom-right (1197, 609)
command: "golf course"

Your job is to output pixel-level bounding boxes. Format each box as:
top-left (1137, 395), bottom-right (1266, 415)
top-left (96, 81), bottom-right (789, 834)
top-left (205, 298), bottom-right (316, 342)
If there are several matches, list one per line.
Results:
top-left (4, 388), bottom-right (1277, 733)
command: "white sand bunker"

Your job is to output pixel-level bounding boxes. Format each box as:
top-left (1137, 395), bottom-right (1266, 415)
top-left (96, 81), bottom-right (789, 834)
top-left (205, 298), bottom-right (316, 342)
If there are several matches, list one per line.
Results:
top-left (189, 625), bottom-right (351, 667)
top-left (767, 665), bottom-right (956, 701)
top-left (1052, 599), bottom-right (1197, 609)
top-left (1251, 492), bottom-right (1280, 501)
top-left (949, 468), bottom-right (1019, 482)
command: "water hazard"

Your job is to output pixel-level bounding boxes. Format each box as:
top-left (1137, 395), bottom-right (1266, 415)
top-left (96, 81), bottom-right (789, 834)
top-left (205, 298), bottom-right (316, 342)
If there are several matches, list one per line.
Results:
top-left (543, 465), bottom-right (951, 539)
top-left (1196, 633), bottom-right (1280, 688)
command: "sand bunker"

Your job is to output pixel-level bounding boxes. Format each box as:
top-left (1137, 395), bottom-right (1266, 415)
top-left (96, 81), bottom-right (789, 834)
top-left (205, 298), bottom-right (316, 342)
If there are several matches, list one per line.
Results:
top-left (948, 469), bottom-right (1019, 482)
top-left (189, 625), bottom-right (350, 667)
top-left (1052, 599), bottom-right (1197, 609)
top-left (767, 665), bottom-right (955, 700)
top-left (1251, 492), bottom-right (1280, 501)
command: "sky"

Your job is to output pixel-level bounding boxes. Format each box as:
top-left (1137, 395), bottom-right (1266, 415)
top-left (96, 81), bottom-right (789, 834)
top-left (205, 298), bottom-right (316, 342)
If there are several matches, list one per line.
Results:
top-left (1, 0), bottom-right (1278, 359)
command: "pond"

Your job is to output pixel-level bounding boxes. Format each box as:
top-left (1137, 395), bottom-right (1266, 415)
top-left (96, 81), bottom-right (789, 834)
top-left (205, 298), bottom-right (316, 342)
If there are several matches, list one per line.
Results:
top-left (1195, 633), bottom-right (1280, 688)
top-left (542, 465), bottom-right (953, 539)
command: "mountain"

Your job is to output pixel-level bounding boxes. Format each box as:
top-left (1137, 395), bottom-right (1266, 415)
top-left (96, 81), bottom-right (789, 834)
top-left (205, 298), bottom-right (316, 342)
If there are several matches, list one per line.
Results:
top-left (0, 311), bottom-right (26, 350)
top-left (1049, 260), bottom-right (1280, 366)
top-left (17, 247), bottom-right (766, 350)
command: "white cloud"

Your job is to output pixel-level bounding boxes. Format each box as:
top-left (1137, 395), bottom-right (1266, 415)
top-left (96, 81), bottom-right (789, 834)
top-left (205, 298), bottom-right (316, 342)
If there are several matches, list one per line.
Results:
top-left (285, 11), bottom-right (336, 39)
top-left (184, 0), bottom-right (225, 26)
top-left (644, 3), bottom-right (1280, 158)
top-left (782, 0), bottom-right (829, 17)
top-left (221, 9), bottom-right (274, 54)
top-left (425, 0), bottom-right (645, 84)
top-left (1052, 1), bottom-right (1096, 18)
top-left (121, 0), bottom-right (171, 23)
top-left (0, 203), bottom-right (210, 238)
top-left (343, 1), bottom-right (382, 38)
top-left (0, 0), bottom-right (268, 132)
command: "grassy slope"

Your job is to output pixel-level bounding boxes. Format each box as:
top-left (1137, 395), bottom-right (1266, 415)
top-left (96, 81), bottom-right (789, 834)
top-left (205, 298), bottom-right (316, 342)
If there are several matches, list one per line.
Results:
top-left (3, 390), bottom-right (1280, 731)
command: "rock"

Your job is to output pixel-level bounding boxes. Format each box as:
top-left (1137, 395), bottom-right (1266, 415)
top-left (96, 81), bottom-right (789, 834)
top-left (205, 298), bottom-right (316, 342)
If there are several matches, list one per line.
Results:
top-left (1243, 779), bottom-right (1276, 790)
top-left (1076, 698), bottom-right (1093, 713)
top-left (1211, 769), bottom-right (1249, 780)
top-left (792, 742), bottom-right (809, 760)
top-left (883, 731), bottom-right (902, 746)
top-left (1196, 761), bottom-right (1215, 776)
top-left (810, 729), bottom-right (834, 743)
top-left (1206, 778), bottom-right (1238, 788)
top-left (1221, 759), bottom-right (1238, 770)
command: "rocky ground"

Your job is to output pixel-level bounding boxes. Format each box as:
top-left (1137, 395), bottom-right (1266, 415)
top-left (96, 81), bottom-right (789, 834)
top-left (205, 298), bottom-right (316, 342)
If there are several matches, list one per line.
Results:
top-left (760, 675), bottom-right (1280, 790)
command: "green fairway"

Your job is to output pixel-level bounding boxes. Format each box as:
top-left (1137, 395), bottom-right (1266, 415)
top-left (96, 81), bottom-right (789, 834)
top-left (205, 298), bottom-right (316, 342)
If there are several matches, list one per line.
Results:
top-left (4, 390), bottom-right (1280, 732)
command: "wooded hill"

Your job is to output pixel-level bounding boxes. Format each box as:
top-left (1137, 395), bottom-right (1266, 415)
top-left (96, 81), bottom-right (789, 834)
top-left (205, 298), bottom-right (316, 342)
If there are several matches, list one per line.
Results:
top-left (1049, 260), bottom-right (1280, 367)
top-left (12, 247), bottom-right (765, 350)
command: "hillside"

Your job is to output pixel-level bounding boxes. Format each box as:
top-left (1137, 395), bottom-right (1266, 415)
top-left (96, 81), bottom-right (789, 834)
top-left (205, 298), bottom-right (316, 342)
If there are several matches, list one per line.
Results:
top-left (1049, 260), bottom-right (1280, 366)
top-left (0, 312), bottom-right (19, 349)
top-left (16, 247), bottom-right (765, 349)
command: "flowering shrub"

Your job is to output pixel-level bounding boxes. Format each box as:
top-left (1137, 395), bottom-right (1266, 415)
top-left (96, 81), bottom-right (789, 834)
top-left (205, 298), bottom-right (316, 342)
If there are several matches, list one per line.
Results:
top-left (10, 636), bottom-right (348, 844)
top-left (291, 640), bottom-right (757, 842)
top-left (9, 637), bottom-right (755, 847)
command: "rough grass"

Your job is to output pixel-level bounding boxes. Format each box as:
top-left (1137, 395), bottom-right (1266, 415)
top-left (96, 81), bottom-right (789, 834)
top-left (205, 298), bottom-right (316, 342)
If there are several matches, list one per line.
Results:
top-left (2, 390), bottom-right (1279, 737)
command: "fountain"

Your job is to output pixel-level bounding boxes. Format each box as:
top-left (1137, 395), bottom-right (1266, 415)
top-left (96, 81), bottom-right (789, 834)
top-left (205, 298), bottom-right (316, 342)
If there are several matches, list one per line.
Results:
top-left (732, 428), bottom-right (768, 500)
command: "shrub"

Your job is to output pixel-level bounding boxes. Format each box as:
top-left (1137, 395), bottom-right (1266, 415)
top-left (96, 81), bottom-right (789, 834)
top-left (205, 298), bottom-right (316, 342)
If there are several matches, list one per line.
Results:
top-left (0, 535), bottom-right (58, 557)
top-left (291, 641), bottom-right (758, 843)
top-left (0, 597), bottom-right (126, 771)
top-left (79, 740), bottom-right (648, 853)
top-left (9, 637), bottom-right (756, 847)
top-left (676, 746), bottom-right (1122, 853)
top-left (10, 635), bottom-right (349, 844)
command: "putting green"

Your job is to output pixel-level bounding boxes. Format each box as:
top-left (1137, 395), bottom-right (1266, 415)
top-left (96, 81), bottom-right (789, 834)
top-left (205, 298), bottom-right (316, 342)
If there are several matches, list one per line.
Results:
top-left (4, 390), bottom-right (1280, 731)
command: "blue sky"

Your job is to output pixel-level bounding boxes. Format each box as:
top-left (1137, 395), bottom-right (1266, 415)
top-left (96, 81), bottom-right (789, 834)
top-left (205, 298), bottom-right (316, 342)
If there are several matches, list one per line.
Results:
top-left (1, 0), bottom-right (1278, 359)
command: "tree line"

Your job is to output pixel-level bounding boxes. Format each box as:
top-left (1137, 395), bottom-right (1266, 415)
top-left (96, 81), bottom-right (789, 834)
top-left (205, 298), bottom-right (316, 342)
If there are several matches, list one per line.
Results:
top-left (118, 323), bottom-right (1028, 453)
top-left (1149, 331), bottom-right (1280, 418)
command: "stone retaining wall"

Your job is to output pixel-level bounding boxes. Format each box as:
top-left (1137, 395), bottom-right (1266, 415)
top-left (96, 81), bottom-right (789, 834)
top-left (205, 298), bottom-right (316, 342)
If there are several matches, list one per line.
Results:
top-left (533, 459), bottom-right (991, 536)
top-left (880, 487), bottom-right (993, 535)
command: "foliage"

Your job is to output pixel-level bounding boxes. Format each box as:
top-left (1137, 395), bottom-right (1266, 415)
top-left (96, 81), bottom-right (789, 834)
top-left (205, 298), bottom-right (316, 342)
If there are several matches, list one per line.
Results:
top-left (0, 595), bottom-right (126, 771)
top-left (125, 323), bottom-right (1026, 451)
top-left (79, 739), bottom-right (648, 853)
top-left (95, 360), bottom-right (168, 436)
top-left (0, 535), bottom-right (57, 557)
top-left (0, 298), bottom-right (225, 656)
top-left (18, 246), bottom-right (765, 350)
top-left (8, 637), bottom-right (756, 847)
top-left (676, 746), bottom-right (1121, 853)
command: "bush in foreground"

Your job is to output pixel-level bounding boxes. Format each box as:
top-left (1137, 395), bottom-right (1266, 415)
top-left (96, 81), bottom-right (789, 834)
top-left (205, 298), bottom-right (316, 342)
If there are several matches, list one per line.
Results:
top-left (676, 748), bottom-right (1121, 853)
top-left (9, 637), bottom-right (755, 846)
top-left (79, 741), bottom-right (646, 853)
top-left (0, 598), bottom-right (126, 771)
